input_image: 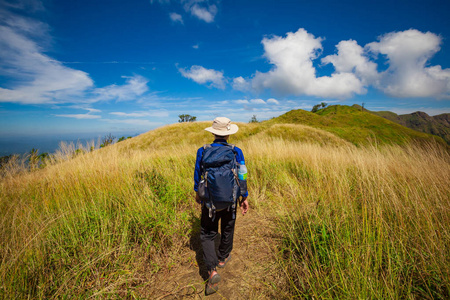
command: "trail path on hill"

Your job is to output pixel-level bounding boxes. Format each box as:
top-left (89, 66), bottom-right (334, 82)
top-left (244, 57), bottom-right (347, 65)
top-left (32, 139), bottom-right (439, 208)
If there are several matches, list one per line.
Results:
top-left (145, 209), bottom-right (282, 299)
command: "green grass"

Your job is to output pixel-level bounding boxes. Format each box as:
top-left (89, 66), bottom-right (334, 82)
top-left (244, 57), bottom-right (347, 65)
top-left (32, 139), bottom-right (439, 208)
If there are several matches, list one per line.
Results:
top-left (1, 114), bottom-right (449, 298)
top-left (271, 105), bottom-right (446, 146)
top-left (0, 147), bottom-right (197, 298)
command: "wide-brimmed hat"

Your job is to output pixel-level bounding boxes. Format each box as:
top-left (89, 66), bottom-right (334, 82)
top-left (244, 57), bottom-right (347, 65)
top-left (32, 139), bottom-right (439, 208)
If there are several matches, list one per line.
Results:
top-left (205, 117), bottom-right (239, 136)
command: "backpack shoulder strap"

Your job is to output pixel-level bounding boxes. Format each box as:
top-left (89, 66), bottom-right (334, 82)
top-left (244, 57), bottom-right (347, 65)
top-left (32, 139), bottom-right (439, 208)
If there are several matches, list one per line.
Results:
top-left (200, 144), bottom-right (211, 174)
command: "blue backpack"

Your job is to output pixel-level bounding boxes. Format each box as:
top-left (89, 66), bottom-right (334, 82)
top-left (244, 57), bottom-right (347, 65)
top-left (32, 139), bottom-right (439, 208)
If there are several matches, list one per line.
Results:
top-left (199, 142), bottom-right (240, 219)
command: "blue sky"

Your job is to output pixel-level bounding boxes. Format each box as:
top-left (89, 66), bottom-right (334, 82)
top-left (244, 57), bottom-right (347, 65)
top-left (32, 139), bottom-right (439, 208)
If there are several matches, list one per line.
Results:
top-left (1, 0), bottom-right (449, 145)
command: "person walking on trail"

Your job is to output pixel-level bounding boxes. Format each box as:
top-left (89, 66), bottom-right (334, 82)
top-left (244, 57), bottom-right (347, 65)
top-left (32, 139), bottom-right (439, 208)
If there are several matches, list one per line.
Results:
top-left (194, 117), bottom-right (249, 295)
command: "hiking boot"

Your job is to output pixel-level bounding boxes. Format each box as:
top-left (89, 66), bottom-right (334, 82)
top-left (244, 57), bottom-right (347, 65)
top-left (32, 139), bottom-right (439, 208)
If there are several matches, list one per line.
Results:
top-left (218, 254), bottom-right (231, 268)
top-left (205, 269), bottom-right (221, 295)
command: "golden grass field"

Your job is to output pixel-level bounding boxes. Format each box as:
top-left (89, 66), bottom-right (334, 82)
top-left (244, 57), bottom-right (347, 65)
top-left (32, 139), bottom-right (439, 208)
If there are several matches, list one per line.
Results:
top-left (1, 119), bottom-right (449, 299)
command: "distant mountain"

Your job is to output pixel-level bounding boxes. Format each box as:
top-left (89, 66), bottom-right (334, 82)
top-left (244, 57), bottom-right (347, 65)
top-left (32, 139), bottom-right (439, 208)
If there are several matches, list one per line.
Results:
top-left (353, 105), bottom-right (450, 144)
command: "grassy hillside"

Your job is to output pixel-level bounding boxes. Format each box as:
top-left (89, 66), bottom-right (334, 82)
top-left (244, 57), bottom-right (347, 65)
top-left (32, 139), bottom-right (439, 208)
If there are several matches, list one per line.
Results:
top-left (271, 105), bottom-right (446, 146)
top-left (353, 104), bottom-right (450, 144)
top-left (1, 116), bottom-right (449, 299)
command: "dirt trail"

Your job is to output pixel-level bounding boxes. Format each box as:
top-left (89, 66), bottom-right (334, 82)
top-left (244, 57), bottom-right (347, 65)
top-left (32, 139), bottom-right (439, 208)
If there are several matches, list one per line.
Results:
top-left (147, 208), bottom-right (281, 299)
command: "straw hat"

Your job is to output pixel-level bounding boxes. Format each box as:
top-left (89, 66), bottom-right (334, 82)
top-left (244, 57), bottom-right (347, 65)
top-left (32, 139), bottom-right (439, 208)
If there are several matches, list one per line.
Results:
top-left (205, 117), bottom-right (239, 136)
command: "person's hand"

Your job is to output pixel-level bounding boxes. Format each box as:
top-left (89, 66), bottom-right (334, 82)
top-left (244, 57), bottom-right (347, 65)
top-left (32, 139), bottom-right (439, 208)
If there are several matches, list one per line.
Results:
top-left (240, 197), bottom-right (249, 215)
top-left (195, 192), bottom-right (202, 204)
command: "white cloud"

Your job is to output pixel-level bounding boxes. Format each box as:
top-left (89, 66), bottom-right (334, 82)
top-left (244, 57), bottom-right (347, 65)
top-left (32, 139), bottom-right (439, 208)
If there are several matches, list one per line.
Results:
top-left (152, 0), bottom-right (219, 23)
top-left (178, 65), bottom-right (225, 89)
top-left (0, 9), bottom-right (153, 105)
top-left (110, 110), bottom-right (169, 118)
top-left (169, 12), bottom-right (183, 24)
top-left (54, 114), bottom-right (101, 119)
top-left (103, 118), bottom-right (163, 127)
top-left (192, 99), bottom-right (300, 122)
top-left (54, 106), bottom-right (101, 119)
top-left (244, 28), bottom-right (450, 100)
top-left (250, 99), bottom-right (266, 105)
top-left (267, 98), bottom-right (280, 105)
top-left (110, 112), bottom-right (145, 117)
top-left (234, 98), bottom-right (280, 106)
top-left (2, 0), bottom-right (45, 13)
top-left (188, 3), bottom-right (217, 23)
top-left (90, 75), bottom-right (149, 102)
top-left (0, 12), bottom-right (94, 104)
top-left (366, 29), bottom-right (450, 98)
top-left (69, 106), bottom-right (101, 114)
top-left (235, 99), bottom-right (249, 104)
top-left (232, 76), bottom-right (250, 92)
top-left (251, 28), bottom-right (365, 98)
top-left (193, 44), bottom-right (199, 49)
top-left (322, 40), bottom-right (379, 85)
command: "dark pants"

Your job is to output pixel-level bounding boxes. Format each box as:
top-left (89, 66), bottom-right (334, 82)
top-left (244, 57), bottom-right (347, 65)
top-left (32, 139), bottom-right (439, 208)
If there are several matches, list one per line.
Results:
top-left (200, 206), bottom-right (236, 272)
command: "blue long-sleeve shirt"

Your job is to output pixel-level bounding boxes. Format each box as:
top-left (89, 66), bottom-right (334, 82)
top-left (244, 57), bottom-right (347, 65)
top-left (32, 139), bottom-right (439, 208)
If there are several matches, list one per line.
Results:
top-left (194, 139), bottom-right (248, 198)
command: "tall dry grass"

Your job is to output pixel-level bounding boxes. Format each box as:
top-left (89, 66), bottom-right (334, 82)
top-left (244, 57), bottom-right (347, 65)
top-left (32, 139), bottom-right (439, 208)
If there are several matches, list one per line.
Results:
top-left (246, 138), bottom-right (450, 299)
top-left (0, 137), bottom-right (199, 298)
top-left (0, 122), bottom-right (449, 298)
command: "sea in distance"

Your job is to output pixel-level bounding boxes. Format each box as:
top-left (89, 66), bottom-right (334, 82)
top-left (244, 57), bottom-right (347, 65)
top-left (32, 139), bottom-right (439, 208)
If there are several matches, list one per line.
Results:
top-left (0, 132), bottom-right (141, 157)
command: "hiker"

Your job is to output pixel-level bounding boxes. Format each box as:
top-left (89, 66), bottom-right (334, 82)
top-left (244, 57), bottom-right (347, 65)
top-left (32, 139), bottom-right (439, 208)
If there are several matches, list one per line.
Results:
top-left (193, 117), bottom-right (249, 295)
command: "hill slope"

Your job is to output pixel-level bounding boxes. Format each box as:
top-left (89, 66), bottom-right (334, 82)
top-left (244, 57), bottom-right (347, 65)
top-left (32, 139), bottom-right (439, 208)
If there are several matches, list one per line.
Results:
top-left (1, 111), bottom-right (449, 299)
top-left (270, 105), bottom-right (445, 146)
top-left (352, 104), bottom-right (450, 144)
top-left (119, 119), bottom-right (353, 153)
